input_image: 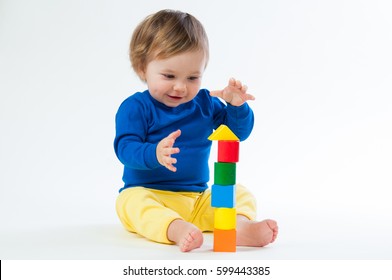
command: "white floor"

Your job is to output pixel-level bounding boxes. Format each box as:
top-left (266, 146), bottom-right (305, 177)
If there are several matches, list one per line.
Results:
top-left (0, 224), bottom-right (271, 260)
top-left (1, 217), bottom-right (391, 260)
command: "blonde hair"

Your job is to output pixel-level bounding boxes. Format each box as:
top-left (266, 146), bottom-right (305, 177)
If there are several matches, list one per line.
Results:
top-left (130, 9), bottom-right (209, 78)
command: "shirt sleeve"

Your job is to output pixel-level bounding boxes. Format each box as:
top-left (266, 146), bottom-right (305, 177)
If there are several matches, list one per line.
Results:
top-left (225, 102), bottom-right (254, 141)
top-left (113, 98), bottom-right (161, 170)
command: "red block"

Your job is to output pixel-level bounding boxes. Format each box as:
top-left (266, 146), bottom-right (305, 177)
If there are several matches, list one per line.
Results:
top-left (218, 141), bottom-right (239, 163)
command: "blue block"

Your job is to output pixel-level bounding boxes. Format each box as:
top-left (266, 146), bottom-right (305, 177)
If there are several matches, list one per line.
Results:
top-left (211, 184), bottom-right (236, 208)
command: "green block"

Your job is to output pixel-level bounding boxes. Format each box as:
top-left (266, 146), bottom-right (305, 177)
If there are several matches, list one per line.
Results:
top-left (214, 162), bottom-right (236, 185)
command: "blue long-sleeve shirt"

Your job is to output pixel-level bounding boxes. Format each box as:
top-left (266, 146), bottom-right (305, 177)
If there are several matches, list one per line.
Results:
top-left (114, 89), bottom-right (254, 193)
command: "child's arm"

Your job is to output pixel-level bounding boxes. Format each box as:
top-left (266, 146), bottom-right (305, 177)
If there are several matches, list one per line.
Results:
top-left (114, 97), bottom-right (162, 170)
top-left (115, 96), bottom-right (181, 172)
top-left (210, 78), bottom-right (255, 106)
top-left (209, 78), bottom-right (255, 141)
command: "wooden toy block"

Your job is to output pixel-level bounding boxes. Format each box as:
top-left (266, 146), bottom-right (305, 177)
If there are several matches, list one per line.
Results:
top-left (213, 228), bottom-right (236, 252)
top-left (208, 125), bottom-right (239, 141)
top-left (214, 162), bottom-right (236, 185)
top-left (211, 184), bottom-right (236, 208)
top-left (218, 140), bottom-right (239, 163)
top-left (214, 208), bottom-right (236, 230)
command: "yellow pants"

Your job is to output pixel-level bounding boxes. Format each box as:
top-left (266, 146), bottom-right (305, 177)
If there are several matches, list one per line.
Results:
top-left (116, 184), bottom-right (257, 244)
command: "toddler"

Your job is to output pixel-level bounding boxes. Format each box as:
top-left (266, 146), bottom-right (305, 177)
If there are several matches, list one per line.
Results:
top-left (114, 9), bottom-right (278, 252)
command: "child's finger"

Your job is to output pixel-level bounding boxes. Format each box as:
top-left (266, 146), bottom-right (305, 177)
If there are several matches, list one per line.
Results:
top-left (235, 79), bottom-right (243, 89)
top-left (244, 93), bottom-right (256, 101)
top-left (172, 147), bottom-right (180, 154)
top-left (167, 165), bottom-right (177, 172)
top-left (165, 158), bottom-right (177, 172)
top-left (163, 155), bottom-right (177, 164)
top-left (167, 129), bottom-right (182, 141)
top-left (164, 147), bottom-right (180, 156)
top-left (161, 138), bottom-right (174, 149)
top-left (229, 77), bottom-right (236, 86)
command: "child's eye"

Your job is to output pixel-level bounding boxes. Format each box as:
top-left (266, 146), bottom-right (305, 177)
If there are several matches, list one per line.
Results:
top-left (163, 74), bottom-right (175, 79)
top-left (188, 76), bottom-right (199, 81)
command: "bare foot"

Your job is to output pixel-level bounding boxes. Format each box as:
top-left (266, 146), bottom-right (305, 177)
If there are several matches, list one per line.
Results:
top-left (236, 215), bottom-right (278, 247)
top-left (167, 219), bottom-right (203, 252)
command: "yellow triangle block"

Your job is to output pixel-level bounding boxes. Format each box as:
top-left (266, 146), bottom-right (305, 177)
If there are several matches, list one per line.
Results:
top-left (208, 125), bottom-right (239, 141)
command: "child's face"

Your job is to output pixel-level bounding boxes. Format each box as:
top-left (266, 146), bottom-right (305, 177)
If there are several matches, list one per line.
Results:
top-left (141, 50), bottom-right (206, 107)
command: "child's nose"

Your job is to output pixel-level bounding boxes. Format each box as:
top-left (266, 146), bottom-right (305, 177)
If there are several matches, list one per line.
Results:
top-left (173, 81), bottom-right (186, 92)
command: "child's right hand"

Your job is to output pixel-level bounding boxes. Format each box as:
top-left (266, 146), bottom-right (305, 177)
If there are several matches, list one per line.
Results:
top-left (156, 129), bottom-right (181, 172)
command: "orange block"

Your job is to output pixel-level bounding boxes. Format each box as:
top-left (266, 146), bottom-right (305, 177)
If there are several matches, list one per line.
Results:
top-left (213, 228), bottom-right (236, 252)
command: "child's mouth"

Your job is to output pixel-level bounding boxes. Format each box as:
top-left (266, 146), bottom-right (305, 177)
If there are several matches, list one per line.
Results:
top-left (168, 95), bottom-right (183, 100)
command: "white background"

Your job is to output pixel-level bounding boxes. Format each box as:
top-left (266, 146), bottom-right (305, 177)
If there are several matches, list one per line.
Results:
top-left (1, 0), bottom-right (392, 260)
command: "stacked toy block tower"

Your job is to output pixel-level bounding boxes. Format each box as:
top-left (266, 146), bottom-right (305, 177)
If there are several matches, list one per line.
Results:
top-left (208, 124), bottom-right (240, 252)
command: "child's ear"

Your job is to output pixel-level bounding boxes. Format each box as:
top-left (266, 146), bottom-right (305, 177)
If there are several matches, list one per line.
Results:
top-left (137, 68), bottom-right (146, 82)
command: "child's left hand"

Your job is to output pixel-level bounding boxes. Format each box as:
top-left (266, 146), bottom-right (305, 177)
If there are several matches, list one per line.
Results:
top-left (210, 78), bottom-right (255, 106)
